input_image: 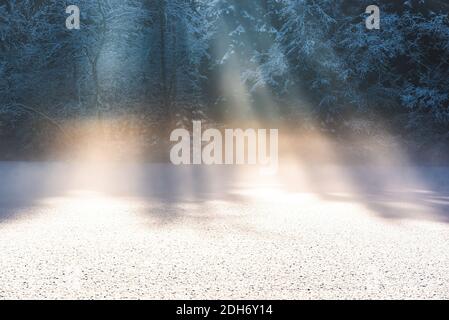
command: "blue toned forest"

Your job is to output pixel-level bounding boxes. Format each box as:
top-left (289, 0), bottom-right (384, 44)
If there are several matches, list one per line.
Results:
top-left (0, 0), bottom-right (448, 162)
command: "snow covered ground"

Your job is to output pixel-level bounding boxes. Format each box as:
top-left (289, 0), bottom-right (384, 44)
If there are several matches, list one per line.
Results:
top-left (0, 162), bottom-right (448, 299)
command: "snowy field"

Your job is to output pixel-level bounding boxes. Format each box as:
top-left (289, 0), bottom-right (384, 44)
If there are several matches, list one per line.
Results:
top-left (0, 162), bottom-right (449, 299)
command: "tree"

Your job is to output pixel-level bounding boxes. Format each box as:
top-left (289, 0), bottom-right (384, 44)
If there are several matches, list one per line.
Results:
top-left (65, 0), bottom-right (149, 118)
top-left (145, 0), bottom-right (210, 126)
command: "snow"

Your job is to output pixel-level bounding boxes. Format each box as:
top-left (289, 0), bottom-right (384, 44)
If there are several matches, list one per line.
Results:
top-left (0, 162), bottom-right (449, 299)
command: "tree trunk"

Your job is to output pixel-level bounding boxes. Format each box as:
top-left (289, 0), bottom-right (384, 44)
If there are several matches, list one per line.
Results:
top-left (159, 0), bottom-right (170, 121)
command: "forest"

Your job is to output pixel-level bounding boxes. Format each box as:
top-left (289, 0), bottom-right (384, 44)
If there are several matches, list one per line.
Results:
top-left (0, 0), bottom-right (448, 162)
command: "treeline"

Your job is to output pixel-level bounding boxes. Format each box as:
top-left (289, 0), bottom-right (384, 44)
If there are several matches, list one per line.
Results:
top-left (0, 0), bottom-right (448, 161)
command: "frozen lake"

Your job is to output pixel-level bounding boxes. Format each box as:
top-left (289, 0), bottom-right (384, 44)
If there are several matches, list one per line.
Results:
top-left (0, 162), bottom-right (449, 299)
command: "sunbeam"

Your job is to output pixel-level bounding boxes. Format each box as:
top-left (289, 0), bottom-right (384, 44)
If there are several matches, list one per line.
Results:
top-left (1, 0), bottom-right (449, 301)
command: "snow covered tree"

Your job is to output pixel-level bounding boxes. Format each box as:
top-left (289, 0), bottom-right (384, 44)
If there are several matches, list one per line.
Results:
top-left (145, 0), bottom-right (210, 126)
top-left (62, 0), bottom-right (149, 118)
top-left (204, 0), bottom-right (286, 119)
